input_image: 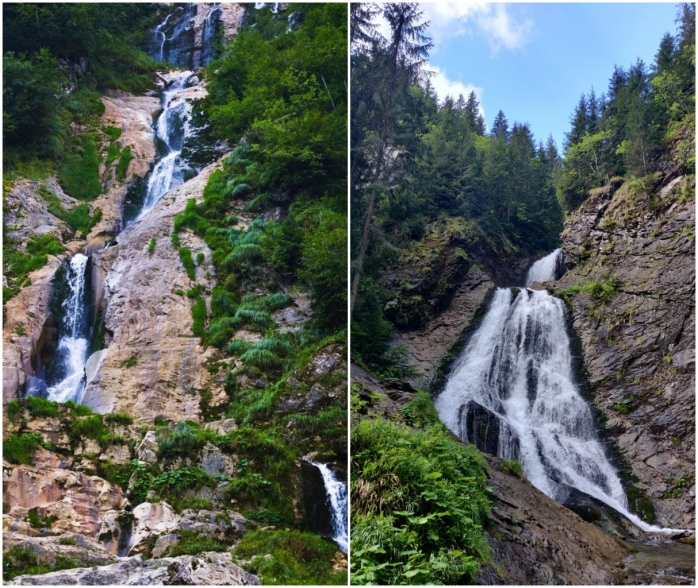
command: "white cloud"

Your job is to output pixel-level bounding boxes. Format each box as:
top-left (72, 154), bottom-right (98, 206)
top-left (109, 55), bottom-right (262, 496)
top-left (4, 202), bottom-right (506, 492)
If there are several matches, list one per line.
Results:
top-left (422, 3), bottom-right (533, 54)
top-left (427, 66), bottom-right (485, 118)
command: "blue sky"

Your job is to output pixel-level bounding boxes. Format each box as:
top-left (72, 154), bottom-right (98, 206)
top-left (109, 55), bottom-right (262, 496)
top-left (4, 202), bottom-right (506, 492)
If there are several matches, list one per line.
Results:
top-left (396, 3), bottom-right (680, 151)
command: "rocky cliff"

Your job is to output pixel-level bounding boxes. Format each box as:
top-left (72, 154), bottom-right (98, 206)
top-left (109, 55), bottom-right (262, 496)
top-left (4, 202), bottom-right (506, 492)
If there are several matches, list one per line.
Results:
top-left (550, 167), bottom-right (695, 530)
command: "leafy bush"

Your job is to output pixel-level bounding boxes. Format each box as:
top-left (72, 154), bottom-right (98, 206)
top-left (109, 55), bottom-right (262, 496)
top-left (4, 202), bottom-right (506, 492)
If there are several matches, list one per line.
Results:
top-left (501, 459), bottom-right (523, 476)
top-left (6, 400), bottom-right (21, 423)
top-left (231, 530), bottom-right (345, 585)
top-left (165, 530), bottom-right (227, 557)
top-left (3, 546), bottom-right (79, 581)
top-left (191, 296), bottom-right (207, 337)
top-left (179, 247), bottom-right (196, 281)
top-left (148, 237), bottom-right (156, 256)
top-left (351, 418), bottom-right (491, 585)
top-left (3, 234), bottom-right (65, 302)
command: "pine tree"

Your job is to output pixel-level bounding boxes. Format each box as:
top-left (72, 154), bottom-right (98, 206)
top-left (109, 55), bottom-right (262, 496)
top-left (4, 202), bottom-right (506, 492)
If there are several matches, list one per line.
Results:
top-left (490, 110), bottom-right (509, 140)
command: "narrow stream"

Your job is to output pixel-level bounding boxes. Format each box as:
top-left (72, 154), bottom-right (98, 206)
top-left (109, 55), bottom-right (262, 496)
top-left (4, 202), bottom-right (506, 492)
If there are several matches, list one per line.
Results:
top-left (435, 250), bottom-right (685, 535)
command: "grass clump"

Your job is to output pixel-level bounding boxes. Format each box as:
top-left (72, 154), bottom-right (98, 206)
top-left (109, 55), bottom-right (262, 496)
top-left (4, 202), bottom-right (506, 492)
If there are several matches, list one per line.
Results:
top-left (148, 237), bottom-right (156, 256)
top-left (26, 395), bottom-right (59, 418)
top-left (116, 145), bottom-right (132, 181)
top-left (122, 356), bottom-right (138, 368)
top-left (58, 135), bottom-right (101, 200)
top-left (2, 546), bottom-right (80, 582)
top-left (26, 507), bottom-right (56, 529)
top-left (3, 233), bottom-right (65, 302)
top-left (232, 529), bottom-right (346, 585)
top-left (104, 412), bottom-right (134, 426)
top-left (165, 530), bottom-right (227, 557)
top-left (351, 417), bottom-right (491, 585)
top-left (501, 459), bottom-right (523, 477)
top-left (179, 247), bottom-right (196, 281)
top-left (191, 296), bottom-right (207, 337)
top-left (7, 400), bottom-right (21, 423)
top-left (3, 432), bottom-right (48, 465)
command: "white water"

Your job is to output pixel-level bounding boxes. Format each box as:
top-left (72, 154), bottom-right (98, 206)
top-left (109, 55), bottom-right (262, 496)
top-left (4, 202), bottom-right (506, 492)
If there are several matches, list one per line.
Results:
top-left (310, 461), bottom-right (348, 553)
top-left (436, 253), bottom-right (685, 535)
top-left (47, 254), bottom-right (89, 404)
top-left (526, 248), bottom-right (563, 287)
top-left (137, 71), bottom-right (193, 219)
top-left (154, 13), bottom-right (173, 61)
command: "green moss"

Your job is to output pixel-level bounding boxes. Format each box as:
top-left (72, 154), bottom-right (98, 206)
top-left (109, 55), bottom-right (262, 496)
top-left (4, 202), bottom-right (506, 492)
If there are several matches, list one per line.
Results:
top-left (232, 530), bottom-right (345, 585)
top-left (501, 459), bottom-right (523, 477)
top-left (59, 537), bottom-right (78, 546)
top-left (103, 126), bottom-right (122, 141)
top-left (122, 356), bottom-right (138, 368)
top-left (627, 485), bottom-right (656, 522)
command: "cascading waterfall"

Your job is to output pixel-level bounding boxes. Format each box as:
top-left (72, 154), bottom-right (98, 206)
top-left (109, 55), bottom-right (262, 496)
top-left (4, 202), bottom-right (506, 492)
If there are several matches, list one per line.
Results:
top-left (46, 254), bottom-right (90, 404)
top-left (436, 250), bottom-right (683, 534)
top-left (137, 71), bottom-right (193, 219)
top-left (154, 13), bottom-right (173, 61)
top-left (309, 461), bottom-right (348, 553)
top-left (201, 4), bottom-right (221, 67)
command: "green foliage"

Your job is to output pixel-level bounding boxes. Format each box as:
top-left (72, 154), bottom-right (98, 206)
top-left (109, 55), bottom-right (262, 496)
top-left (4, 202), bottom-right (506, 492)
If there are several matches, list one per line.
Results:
top-left (69, 402), bottom-right (95, 416)
top-left (122, 356), bottom-right (138, 368)
top-left (104, 126), bottom-right (122, 141)
top-left (165, 530), bottom-right (227, 557)
top-left (3, 432), bottom-right (48, 465)
top-left (94, 460), bottom-right (133, 490)
top-left (59, 537), bottom-right (78, 546)
top-left (663, 473), bottom-right (694, 499)
top-left (351, 418), bottom-right (491, 585)
top-left (7, 400), bottom-right (21, 423)
top-left (26, 507), bottom-right (56, 529)
top-left (191, 296), bottom-right (207, 337)
top-left (179, 247), bottom-right (196, 281)
top-left (501, 459), bottom-right (523, 477)
top-left (3, 545), bottom-right (80, 582)
top-left (104, 412), bottom-right (134, 426)
top-left (58, 135), bottom-right (102, 200)
top-left (25, 395), bottom-right (59, 418)
top-left (116, 145), bottom-right (132, 181)
top-left (3, 233), bottom-right (65, 302)
top-left (67, 414), bottom-right (114, 449)
top-left (150, 467), bottom-right (218, 513)
top-left (231, 530), bottom-right (346, 585)
top-left (37, 183), bottom-right (102, 237)
top-left (148, 237), bottom-right (156, 256)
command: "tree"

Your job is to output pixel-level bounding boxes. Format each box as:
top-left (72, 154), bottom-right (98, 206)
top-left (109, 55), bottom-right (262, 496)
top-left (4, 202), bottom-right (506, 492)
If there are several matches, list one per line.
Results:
top-left (490, 110), bottom-right (509, 140)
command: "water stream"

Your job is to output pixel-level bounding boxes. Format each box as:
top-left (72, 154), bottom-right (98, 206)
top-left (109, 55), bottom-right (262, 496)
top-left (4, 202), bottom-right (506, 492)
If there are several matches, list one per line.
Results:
top-left (46, 254), bottom-right (90, 403)
top-left (435, 250), bottom-right (684, 535)
top-left (309, 461), bottom-right (349, 553)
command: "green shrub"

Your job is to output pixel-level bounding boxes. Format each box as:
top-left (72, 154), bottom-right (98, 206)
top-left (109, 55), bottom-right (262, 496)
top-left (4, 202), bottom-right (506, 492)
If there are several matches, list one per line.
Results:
top-left (179, 247), bottom-right (196, 280)
top-left (7, 400), bottom-right (21, 423)
top-left (3, 234), bottom-right (65, 301)
top-left (58, 136), bottom-right (101, 200)
top-left (122, 356), bottom-right (138, 368)
top-left (26, 395), bottom-right (59, 417)
top-left (351, 419), bottom-right (491, 585)
top-left (104, 412), bottom-right (134, 426)
top-left (26, 507), bottom-right (56, 529)
top-left (15, 324), bottom-right (26, 336)
top-left (232, 530), bottom-right (345, 585)
top-left (68, 414), bottom-right (111, 448)
top-left (191, 296), bottom-right (207, 337)
top-left (59, 537), bottom-right (78, 546)
top-left (4, 432), bottom-right (48, 465)
top-left (148, 237), bottom-right (156, 256)
top-left (196, 252), bottom-right (205, 265)
top-left (70, 403), bottom-right (95, 416)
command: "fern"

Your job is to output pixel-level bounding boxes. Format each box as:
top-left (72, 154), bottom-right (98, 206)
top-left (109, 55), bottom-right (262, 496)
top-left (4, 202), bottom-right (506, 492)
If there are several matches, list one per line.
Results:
top-left (227, 339), bottom-right (251, 355)
top-left (251, 337), bottom-right (292, 356)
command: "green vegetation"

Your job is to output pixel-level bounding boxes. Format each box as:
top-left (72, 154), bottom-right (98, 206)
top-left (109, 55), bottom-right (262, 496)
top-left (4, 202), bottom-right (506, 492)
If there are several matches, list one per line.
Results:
top-left (165, 530), bottom-right (226, 557)
top-left (15, 325), bottom-right (25, 336)
top-left (36, 183), bottom-right (102, 236)
top-left (116, 146), bottom-right (132, 181)
top-left (59, 537), bottom-right (78, 546)
top-left (559, 4), bottom-right (695, 211)
top-left (104, 412), bottom-right (134, 426)
top-left (3, 432), bottom-right (49, 465)
top-left (191, 296), bottom-right (207, 337)
top-left (122, 356), bottom-right (138, 368)
top-left (501, 459), bottom-right (523, 477)
top-left (3, 233), bottom-right (65, 302)
top-left (26, 507), bottom-right (56, 529)
top-left (178, 247), bottom-right (196, 281)
top-left (148, 237), bottom-right (156, 256)
top-left (25, 395), bottom-right (59, 418)
top-left (58, 135), bottom-right (101, 199)
top-left (350, 5), bottom-right (562, 373)
top-left (3, 546), bottom-right (80, 582)
top-left (352, 415), bottom-right (491, 584)
top-left (231, 530), bottom-right (346, 585)
top-left (662, 473), bottom-right (694, 499)
top-left (6, 400), bottom-right (21, 423)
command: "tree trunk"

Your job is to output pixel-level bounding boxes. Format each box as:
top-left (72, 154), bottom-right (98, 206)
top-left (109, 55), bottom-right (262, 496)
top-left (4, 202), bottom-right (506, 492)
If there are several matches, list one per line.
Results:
top-left (350, 185), bottom-right (377, 314)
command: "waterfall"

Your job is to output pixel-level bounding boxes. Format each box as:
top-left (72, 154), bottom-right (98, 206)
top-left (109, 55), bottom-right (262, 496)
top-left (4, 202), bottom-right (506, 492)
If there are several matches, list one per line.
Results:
top-left (526, 248), bottom-right (565, 287)
top-left (309, 462), bottom-right (348, 553)
top-left (136, 71), bottom-right (193, 219)
top-left (436, 251), bottom-right (684, 534)
top-left (201, 4), bottom-right (221, 67)
top-left (154, 13), bottom-right (173, 61)
top-left (46, 254), bottom-right (90, 404)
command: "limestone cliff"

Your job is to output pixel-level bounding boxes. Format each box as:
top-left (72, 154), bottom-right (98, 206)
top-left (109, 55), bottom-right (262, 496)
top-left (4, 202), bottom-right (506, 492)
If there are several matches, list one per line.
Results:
top-left (551, 169), bottom-right (695, 529)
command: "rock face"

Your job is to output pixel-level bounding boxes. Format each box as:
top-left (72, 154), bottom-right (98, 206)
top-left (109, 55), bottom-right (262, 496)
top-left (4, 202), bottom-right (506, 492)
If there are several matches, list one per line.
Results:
top-left (552, 173), bottom-right (695, 529)
top-left (82, 158), bottom-right (225, 423)
top-left (3, 448), bottom-right (125, 537)
top-left (478, 455), bottom-right (632, 585)
top-left (8, 552), bottom-right (260, 585)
